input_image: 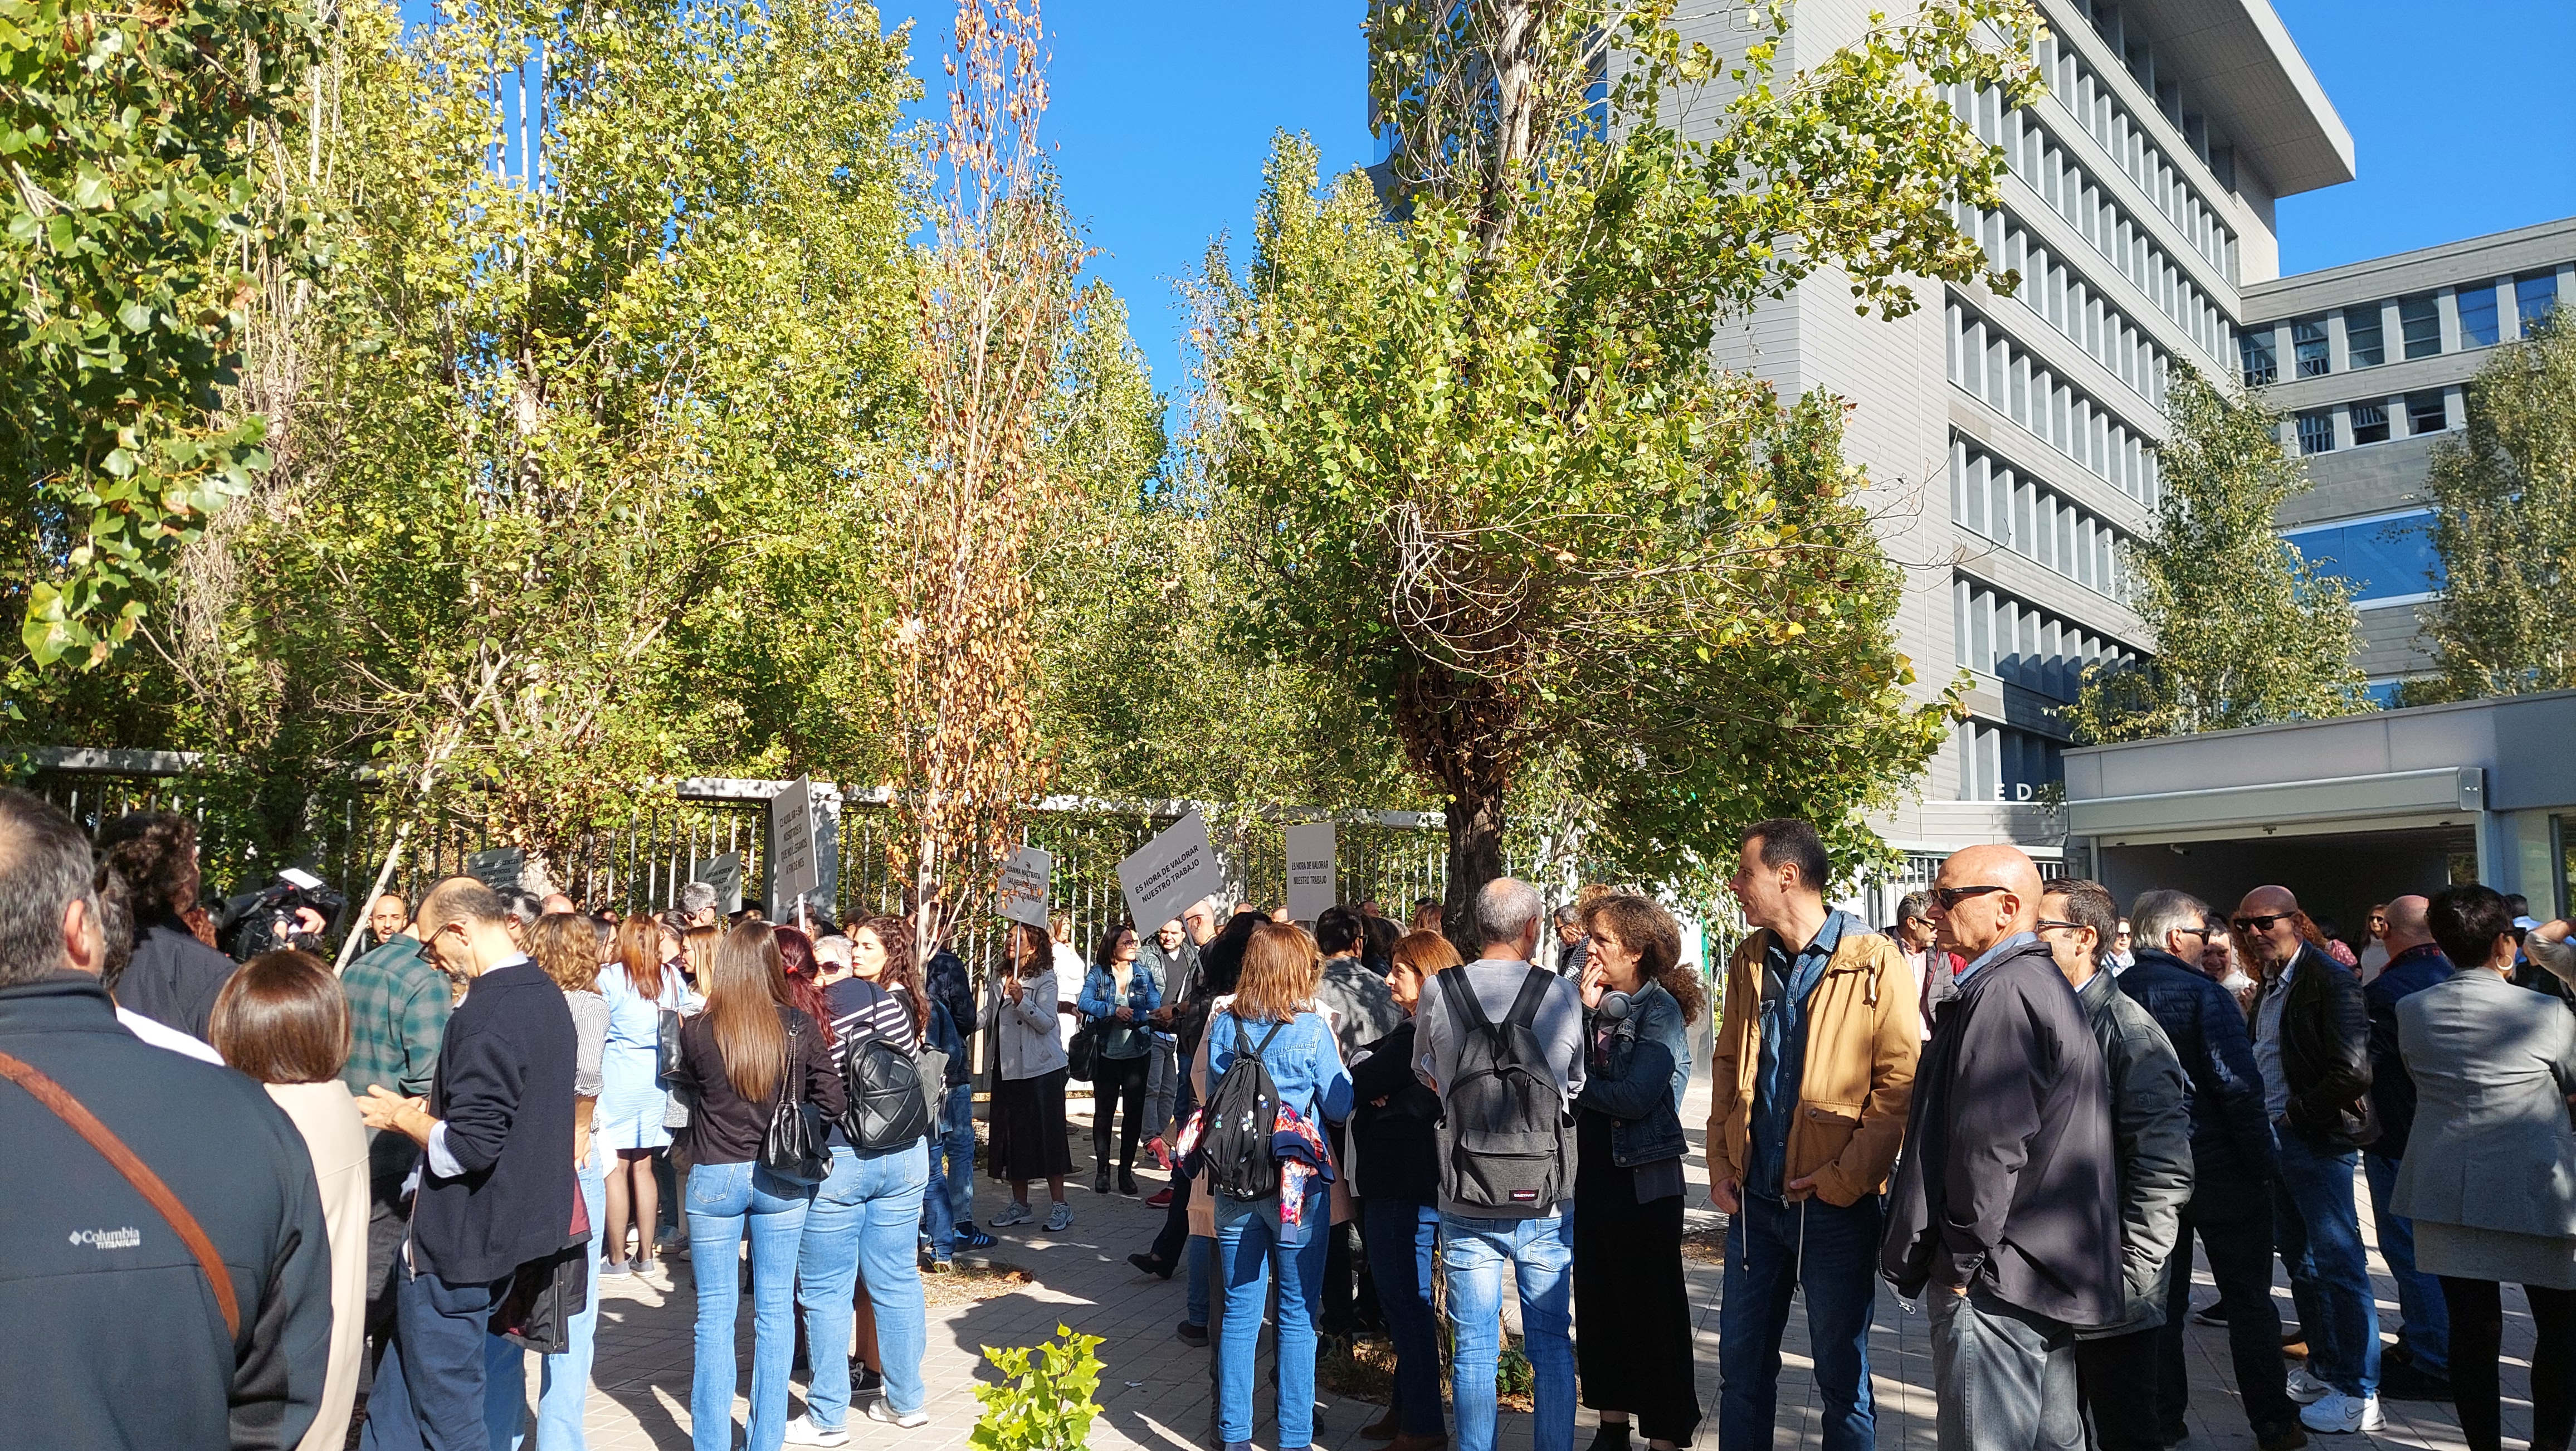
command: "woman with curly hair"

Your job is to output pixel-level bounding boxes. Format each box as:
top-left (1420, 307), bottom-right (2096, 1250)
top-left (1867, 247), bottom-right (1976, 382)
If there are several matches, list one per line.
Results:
top-left (94, 810), bottom-right (236, 1040)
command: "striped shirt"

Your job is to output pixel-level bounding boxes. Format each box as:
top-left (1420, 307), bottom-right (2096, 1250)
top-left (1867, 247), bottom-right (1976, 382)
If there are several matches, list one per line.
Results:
top-left (824, 976), bottom-right (923, 1151)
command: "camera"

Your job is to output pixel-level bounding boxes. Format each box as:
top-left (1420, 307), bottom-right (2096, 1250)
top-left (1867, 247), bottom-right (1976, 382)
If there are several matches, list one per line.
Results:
top-left (217, 867), bottom-right (349, 962)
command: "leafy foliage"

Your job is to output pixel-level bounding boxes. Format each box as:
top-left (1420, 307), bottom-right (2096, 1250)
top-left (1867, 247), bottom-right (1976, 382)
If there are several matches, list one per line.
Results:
top-left (2, 0), bottom-right (315, 668)
top-left (968, 1325), bottom-right (1103, 1451)
top-left (2065, 372), bottom-right (2369, 742)
top-left (2411, 313), bottom-right (2576, 702)
top-left (1201, 1), bottom-right (2039, 923)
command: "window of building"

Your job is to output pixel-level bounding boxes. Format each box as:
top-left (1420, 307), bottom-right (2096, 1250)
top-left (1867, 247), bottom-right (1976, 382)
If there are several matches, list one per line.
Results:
top-left (2519, 271), bottom-right (2560, 331)
top-left (2292, 317), bottom-right (2330, 378)
top-left (2282, 511), bottom-right (2445, 606)
top-left (2345, 305), bottom-right (2384, 368)
top-left (2350, 400), bottom-right (2390, 446)
top-left (2401, 294), bottom-right (2441, 359)
top-left (2458, 283), bottom-right (2500, 347)
top-left (2295, 410), bottom-right (2335, 455)
top-left (2407, 390), bottom-right (2449, 435)
top-left (1957, 719), bottom-right (2067, 804)
top-left (2238, 329), bottom-right (2277, 386)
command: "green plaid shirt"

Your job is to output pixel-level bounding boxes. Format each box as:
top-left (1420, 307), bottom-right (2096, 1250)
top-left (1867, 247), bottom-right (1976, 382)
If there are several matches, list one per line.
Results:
top-left (340, 934), bottom-right (453, 1180)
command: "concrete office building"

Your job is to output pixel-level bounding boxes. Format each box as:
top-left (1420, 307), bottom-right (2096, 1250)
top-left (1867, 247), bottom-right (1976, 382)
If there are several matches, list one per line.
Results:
top-left (2241, 218), bottom-right (2576, 693)
top-left (1682, 0), bottom-right (2353, 881)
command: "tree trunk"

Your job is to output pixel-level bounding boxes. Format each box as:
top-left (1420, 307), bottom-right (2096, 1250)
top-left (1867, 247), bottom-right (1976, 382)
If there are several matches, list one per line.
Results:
top-left (1394, 660), bottom-right (1523, 958)
top-left (1441, 785), bottom-right (1507, 958)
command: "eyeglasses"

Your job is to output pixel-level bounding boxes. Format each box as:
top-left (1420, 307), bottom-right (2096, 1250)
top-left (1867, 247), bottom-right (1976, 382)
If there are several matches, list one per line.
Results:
top-left (2034, 918), bottom-right (2087, 935)
top-left (2231, 913), bottom-right (2292, 934)
top-left (1931, 884), bottom-right (2009, 910)
top-left (2171, 925), bottom-right (2213, 941)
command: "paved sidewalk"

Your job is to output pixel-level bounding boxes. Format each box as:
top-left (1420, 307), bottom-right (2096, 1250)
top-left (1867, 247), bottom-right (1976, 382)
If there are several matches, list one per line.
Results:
top-left (517, 1076), bottom-right (2533, 1451)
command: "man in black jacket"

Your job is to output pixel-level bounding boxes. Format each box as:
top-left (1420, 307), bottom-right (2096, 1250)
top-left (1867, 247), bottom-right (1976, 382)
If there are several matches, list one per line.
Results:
top-left (2119, 889), bottom-right (2303, 1450)
top-left (1882, 844), bottom-right (2120, 1451)
top-left (0, 788), bottom-right (334, 1450)
top-left (2237, 885), bottom-right (2381, 1435)
top-left (2359, 895), bottom-right (2453, 1400)
top-left (94, 810), bottom-right (238, 1040)
top-left (358, 875), bottom-right (575, 1451)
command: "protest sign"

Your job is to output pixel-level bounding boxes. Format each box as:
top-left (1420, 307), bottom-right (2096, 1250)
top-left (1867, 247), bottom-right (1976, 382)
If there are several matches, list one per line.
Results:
top-left (768, 777), bottom-right (819, 919)
top-left (1284, 823), bottom-right (1336, 923)
top-left (996, 844), bottom-right (1053, 928)
top-left (694, 853), bottom-right (744, 916)
top-left (1116, 810), bottom-right (1228, 931)
top-left (465, 847), bottom-right (525, 895)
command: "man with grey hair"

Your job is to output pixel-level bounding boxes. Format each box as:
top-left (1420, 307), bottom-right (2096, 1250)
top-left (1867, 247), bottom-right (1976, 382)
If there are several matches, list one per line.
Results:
top-left (677, 879), bottom-right (719, 927)
top-left (2116, 889), bottom-right (2298, 1450)
top-left (0, 788), bottom-right (335, 1449)
top-left (1416, 876), bottom-right (1586, 1451)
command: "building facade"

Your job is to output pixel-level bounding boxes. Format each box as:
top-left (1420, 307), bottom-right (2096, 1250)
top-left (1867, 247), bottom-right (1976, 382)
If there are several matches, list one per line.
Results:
top-left (2242, 217), bottom-right (2576, 694)
top-left (1682, 0), bottom-right (2352, 872)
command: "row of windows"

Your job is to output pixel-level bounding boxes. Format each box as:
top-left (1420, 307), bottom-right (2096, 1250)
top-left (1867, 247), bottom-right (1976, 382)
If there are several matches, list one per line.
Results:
top-left (1953, 577), bottom-right (2137, 705)
top-left (1955, 102), bottom-right (2231, 368)
top-left (1951, 440), bottom-right (2135, 603)
top-left (2032, 34), bottom-right (2237, 279)
top-left (1968, 208), bottom-right (2179, 410)
top-left (2292, 391), bottom-right (2452, 455)
top-left (1958, 719), bottom-right (2066, 803)
top-left (2280, 510), bottom-right (2444, 606)
top-left (2241, 272), bottom-right (2562, 384)
top-left (1948, 303), bottom-right (2162, 508)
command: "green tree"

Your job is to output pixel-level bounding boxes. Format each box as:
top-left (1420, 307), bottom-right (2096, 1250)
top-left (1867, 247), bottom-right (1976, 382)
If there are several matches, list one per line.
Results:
top-left (2413, 313), bottom-right (2576, 700)
top-left (2065, 372), bottom-right (2368, 742)
top-left (2, 0), bottom-right (316, 669)
top-left (1199, 1), bottom-right (2040, 925)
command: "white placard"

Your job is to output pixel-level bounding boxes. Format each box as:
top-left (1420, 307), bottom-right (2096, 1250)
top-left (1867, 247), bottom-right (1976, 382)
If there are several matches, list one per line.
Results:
top-left (1284, 823), bottom-right (1337, 923)
top-left (1116, 810), bottom-right (1229, 933)
top-left (995, 845), bottom-right (1053, 928)
top-left (769, 776), bottom-right (818, 915)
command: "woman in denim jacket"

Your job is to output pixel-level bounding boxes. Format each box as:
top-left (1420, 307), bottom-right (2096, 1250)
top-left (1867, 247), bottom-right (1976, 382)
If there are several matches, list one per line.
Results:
top-left (1077, 924), bottom-right (1164, 1195)
top-left (1572, 894), bottom-right (1705, 1451)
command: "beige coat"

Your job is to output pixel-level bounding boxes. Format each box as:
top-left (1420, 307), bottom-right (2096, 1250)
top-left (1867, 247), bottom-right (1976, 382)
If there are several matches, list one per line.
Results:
top-left (267, 1082), bottom-right (370, 1451)
top-left (1704, 924), bottom-right (1920, 1207)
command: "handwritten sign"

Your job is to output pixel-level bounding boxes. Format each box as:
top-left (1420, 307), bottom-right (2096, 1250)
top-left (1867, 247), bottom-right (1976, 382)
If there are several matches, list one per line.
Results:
top-left (1116, 810), bottom-right (1228, 932)
top-left (769, 777), bottom-right (818, 918)
top-left (1284, 823), bottom-right (1336, 923)
top-left (995, 845), bottom-right (1053, 928)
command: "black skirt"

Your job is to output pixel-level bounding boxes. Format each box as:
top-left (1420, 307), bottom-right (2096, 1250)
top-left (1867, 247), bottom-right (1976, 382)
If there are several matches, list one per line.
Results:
top-left (989, 1066), bottom-right (1073, 1182)
top-left (1573, 1108), bottom-right (1701, 1444)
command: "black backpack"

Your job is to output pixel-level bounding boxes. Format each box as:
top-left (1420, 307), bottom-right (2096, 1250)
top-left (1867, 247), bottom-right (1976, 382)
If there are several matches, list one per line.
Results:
top-left (840, 1028), bottom-right (934, 1151)
top-left (1199, 1016), bottom-right (1288, 1202)
top-left (1433, 966), bottom-right (1570, 1212)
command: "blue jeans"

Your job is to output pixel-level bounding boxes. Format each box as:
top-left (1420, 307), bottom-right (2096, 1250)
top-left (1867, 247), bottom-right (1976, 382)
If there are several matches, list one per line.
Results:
top-left (2364, 1151), bottom-right (2446, 1374)
top-left (1364, 1196), bottom-right (1444, 1436)
top-left (2272, 1131), bottom-right (2380, 1398)
top-left (798, 1142), bottom-right (931, 1425)
top-left (482, 1150), bottom-right (609, 1448)
top-left (1188, 1233), bottom-right (1213, 1327)
top-left (361, 1264), bottom-right (506, 1451)
top-left (1718, 1191), bottom-right (1880, 1451)
top-left (1442, 1211), bottom-right (1575, 1451)
top-left (1214, 1190), bottom-right (1329, 1447)
top-left (923, 1082), bottom-right (975, 1257)
top-left (686, 1160), bottom-right (815, 1451)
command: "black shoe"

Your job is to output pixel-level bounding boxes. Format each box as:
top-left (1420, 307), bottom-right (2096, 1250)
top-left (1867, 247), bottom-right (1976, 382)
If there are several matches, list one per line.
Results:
top-left (1094, 1168), bottom-right (1112, 1195)
top-left (2257, 1426), bottom-right (2309, 1451)
top-left (1119, 1171), bottom-right (1140, 1196)
top-left (1587, 1425), bottom-right (1632, 1451)
top-left (852, 1364), bottom-right (885, 1401)
top-left (2193, 1300), bottom-right (2229, 1325)
top-left (1175, 1319), bottom-right (1209, 1347)
top-left (1129, 1251), bottom-right (1173, 1280)
top-left (2378, 1356), bottom-right (2453, 1401)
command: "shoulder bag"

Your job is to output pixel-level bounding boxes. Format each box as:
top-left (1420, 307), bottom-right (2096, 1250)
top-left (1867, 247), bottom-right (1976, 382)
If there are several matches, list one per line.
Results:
top-left (760, 1016), bottom-right (828, 1184)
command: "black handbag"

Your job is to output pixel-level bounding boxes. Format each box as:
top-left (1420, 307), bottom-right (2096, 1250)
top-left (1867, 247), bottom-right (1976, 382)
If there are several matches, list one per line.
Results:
top-left (760, 1018), bottom-right (828, 1185)
top-left (655, 1005), bottom-right (685, 1083)
top-left (1066, 1017), bottom-right (1098, 1083)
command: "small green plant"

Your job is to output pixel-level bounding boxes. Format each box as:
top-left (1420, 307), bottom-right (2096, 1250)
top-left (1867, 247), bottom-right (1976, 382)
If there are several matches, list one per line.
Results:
top-left (969, 1325), bottom-right (1105, 1451)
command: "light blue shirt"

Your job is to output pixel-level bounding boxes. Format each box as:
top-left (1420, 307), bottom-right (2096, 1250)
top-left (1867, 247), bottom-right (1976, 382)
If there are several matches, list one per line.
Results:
top-left (2253, 960), bottom-right (2294, 1122)
top-left (1953, 931), bottom-right (2038, 986)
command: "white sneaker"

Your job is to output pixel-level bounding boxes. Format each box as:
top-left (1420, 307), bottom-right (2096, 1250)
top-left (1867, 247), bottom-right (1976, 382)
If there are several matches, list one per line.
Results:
top-left (2286, 1366), bottom-right (2334, 1405)
top-left (866, 1400), bottom-right (930, 1429)
top-left (1044, 1200), bottom-right (1074, 1232)
top-left (989, 1201), bottom-right (1034, 1228)
top-left (782, 1414), bottom-right (850, 1447)
top-left (2299, 1391), bottom-right (2382, 1434)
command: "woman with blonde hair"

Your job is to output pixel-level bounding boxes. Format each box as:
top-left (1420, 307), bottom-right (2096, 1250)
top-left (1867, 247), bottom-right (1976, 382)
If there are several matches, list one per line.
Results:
top-left (670, 920), bottom-right (842, 1451)
top-left (208, 951), bottom-right (369, 1451)
top-left (1201, 921), bottom-right (1354, 1451)
top-left (1351, 930), bottom-right (1459, 1451)
top-left (986, 921), bottom-right (1074, 1230)
top-left (598, 912), bottom-right (694, 1276)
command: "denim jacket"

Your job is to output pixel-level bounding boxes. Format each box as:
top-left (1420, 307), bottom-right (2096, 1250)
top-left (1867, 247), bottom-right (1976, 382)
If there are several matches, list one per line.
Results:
top-left (1076, 959), bottom-right (1163, 1060)
top-left (1576, 980), bottom-right (1692, 1168)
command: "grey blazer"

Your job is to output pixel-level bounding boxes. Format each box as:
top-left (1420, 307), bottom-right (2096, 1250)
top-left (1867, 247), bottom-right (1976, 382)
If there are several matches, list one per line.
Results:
top-left (987, 966), bottom-right (1067, 1081)
top-left (2391, 969), bottom-right (2576, 1240)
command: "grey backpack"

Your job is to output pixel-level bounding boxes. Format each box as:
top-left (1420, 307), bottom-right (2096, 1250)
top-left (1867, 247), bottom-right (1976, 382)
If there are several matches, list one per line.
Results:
top-left (1433, 966), bottom-right (1570, 1212)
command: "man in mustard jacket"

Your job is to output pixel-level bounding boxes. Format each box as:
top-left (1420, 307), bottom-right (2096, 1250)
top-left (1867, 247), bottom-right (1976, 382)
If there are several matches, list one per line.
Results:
top-left (1706, 819), bottom-right (1919, 1451)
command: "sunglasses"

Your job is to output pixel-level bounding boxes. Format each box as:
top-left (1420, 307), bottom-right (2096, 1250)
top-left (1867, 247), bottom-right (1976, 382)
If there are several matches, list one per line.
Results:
top-left (2172, 925), bottom-right (2214, 941)
top-left (1932, 884), bottom-right (2009, 910)
top-left (2034, 918), bottom-right (2089, 934)
top-left (2230, 913), bottom-right (2292, 934)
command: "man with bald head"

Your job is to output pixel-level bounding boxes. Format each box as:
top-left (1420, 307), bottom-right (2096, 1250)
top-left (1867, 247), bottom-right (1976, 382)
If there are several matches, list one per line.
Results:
top-left (1882, 845), bottom-right (2119, 1451)
top-left (2361, 893), bottom-right (2453, 1399)
top-left (2238, 885), bottom-right (2382, 1433)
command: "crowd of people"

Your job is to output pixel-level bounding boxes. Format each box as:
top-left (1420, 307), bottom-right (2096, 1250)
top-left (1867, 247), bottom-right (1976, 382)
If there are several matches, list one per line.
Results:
top-left (4, 784), bottom-right (2573, 1451)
